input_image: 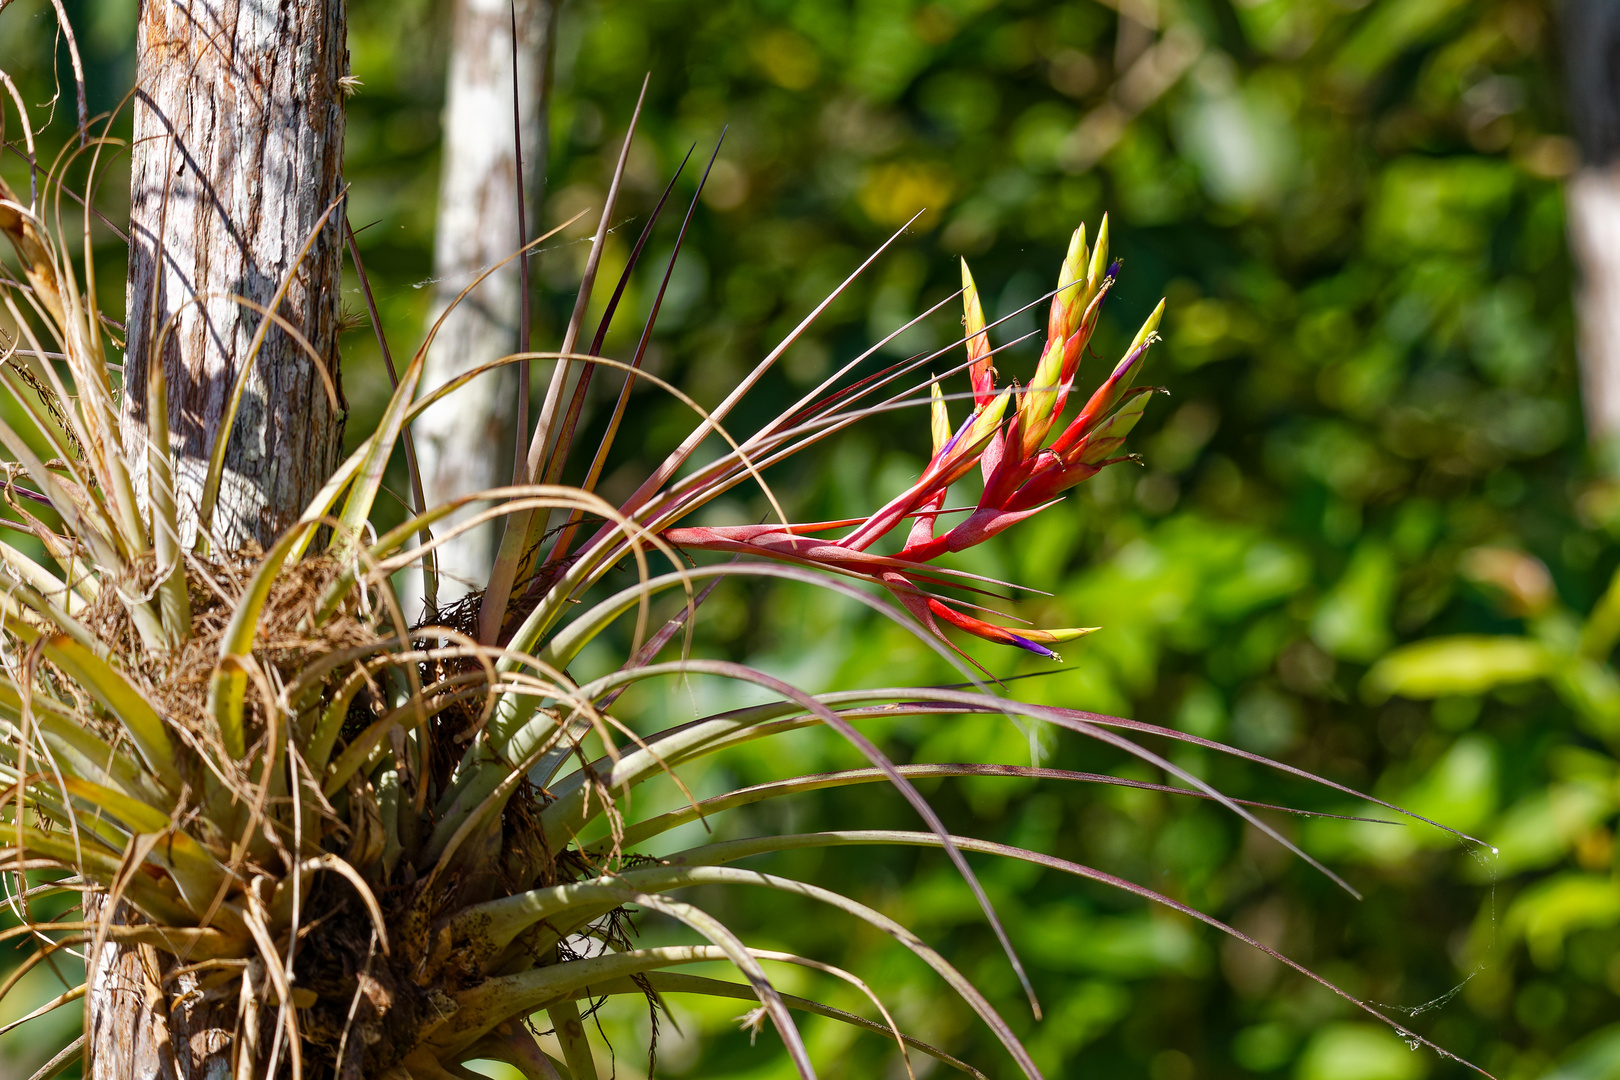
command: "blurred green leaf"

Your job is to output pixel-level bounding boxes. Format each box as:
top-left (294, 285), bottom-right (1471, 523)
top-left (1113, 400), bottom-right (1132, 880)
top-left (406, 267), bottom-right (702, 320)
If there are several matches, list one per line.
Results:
top-left (1504, 875), bottom-right (1620, 970)
top-left (1295, 1023), bottom-right (1428, 1080)
top-left (1313, 541), bottom-right (1398, 662)
top-left (1365, 636), bottom-right (1557, 701)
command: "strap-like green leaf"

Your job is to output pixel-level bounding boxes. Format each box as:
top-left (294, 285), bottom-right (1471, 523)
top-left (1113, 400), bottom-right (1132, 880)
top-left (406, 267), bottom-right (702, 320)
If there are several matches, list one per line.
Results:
top-left (57, 777), bottom-right (231, 919)
top-left (628, 973), bottom-right (986, 1079)
top-left (41, 634), bottom-right (178, 791)
top-left (207, 523), bottom-right (311, 758)
top-left (330, 339), bottom-right (426, 562)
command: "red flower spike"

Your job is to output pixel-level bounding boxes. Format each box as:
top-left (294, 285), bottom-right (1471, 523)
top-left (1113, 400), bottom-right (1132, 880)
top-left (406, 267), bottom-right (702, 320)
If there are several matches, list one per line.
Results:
top-left (908, 381), bottom-right (953, 548)
top-left (980, 427), bottom-right (1033, 513)
top-left (928, 379), bottom-right (952, 456)
top-left (1084, 215), bottom-right (1111, 304)
top-left (960, 259), bottom-right (995, 408)
top-left (899, 502), bottom-right (1052, 562)
top-left (1048, 299), bottom-right (1164, 460)
top-left (925, 597), bottom-right (1098, 660)
top-left (1020, 225), bottom-right (1114, 458)
top-left (1071, 386), bottom-right (1157, 467)
top-left (1018, 325), bottom-right (1091, 459)
top-left (1006, 459), bottom-right (1103, 511)
top-left (1046, 223), bottom-right (1090, 346)
top-left (978, 423), bottom-right (1005, 487)
top-left (842, 385), bottom-right (1011, 552)
top-left (664, 219), bottom-right (1161, 661)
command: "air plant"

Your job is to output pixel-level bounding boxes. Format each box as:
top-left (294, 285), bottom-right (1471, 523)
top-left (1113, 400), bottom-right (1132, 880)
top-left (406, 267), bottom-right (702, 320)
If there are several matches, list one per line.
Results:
top-left (0, 85), bottom-right (1489, 1080)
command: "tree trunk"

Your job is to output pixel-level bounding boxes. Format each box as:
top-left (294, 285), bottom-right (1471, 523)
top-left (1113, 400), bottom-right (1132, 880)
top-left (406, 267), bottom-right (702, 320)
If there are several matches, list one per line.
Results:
top-left (96, 1), bottom-right (350, 1077)
top-left (413, 0), bottom-right (557, 611)
top-left (118, 0), bottom-right (349, 553)
top-left (1562, 0), bottom-right (1620, 471)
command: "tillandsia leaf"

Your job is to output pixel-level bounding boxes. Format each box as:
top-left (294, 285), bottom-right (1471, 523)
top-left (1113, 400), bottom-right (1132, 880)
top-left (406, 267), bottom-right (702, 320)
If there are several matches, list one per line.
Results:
top-left (305, 666), bottom-right (370, 777)
top-left (618, 972), bottom-right (989, 1079)
top-left (597, 763), bottom-right (1399, 855)
top-left (483, 76), bottom-right (652, 646)
top-left (596, 572), bottom-right (729, 712)
top-left (1064, 704), bottom-right (1489, 845)
top-left (872, 687), bottom-right (1496, 863)
top-left (657, 831), bottom-right (1487, 1078)
top-left (3, 823), bottom-right (196, 926)
top-left (526, 561), bottom-right (1038, 787)
top-left (0, 985), bottom-right (84, 1040)
top-left (452, 865), bottom-right (1043, 1079)
top-left (326, 213), bottom-right (581, 569)
top-left (513, 656), bottom-right (1045, 1021)
top-left (208, 522), bottom-right (314, 759)
top-left (459, 955), bottom-right (977, 1078)
top-left (0, 573), bottom-right (101, 656)
top-left (445, 893), bottom-right (821, 1079)
top-left (459, 1027), bottom-right (566, 1080)
top-left (0, 174), bottom-right (67, 330)
top-left (55, 777), bottom-right (232, 917)
top-left (0, 682), bottom-right (156, 801)
top-left (609, 685), bottom-right (1482, 852)
top-left (39, 633), bottom-right (180, 791)
top-left (344, 220), bottom-right (435, 608)
top-left (539, 276), bottom-right (992, 583)
top-left (287, 445), bottom-right (368, 564)
top-left (532, 569), bottom-right (1049, 842)
top-left (468, 363), bottom-right (797, 655)
top-left (753, 287), bottom-right (1050, 479)
top-left (0, 410), bottom-right (118, 568)
top-left (600, 209), bottom-right (928, 554)
top-left (551, 137), bottom-right (730, 566)
top-left (742, 949), bottom-right (922, 1080)
top-left (557, 677), bottom-right (1468, 895)
top-left (265, 855), bottom-right (388, 951)
top-left (0, 363), bottom-right (92, 498)
top-left (322, 675), bottom-right (514, 797)
top-left (331, 324), bottom-right (427, 562)
top-left (546, 998), bottom-right (601, 1080)
top-left (750, 292), bottom-right (999, 470)
top-left (540, 142), bottom-right (695, 497)
top-left (442, 946), bottom-right (728, 1047)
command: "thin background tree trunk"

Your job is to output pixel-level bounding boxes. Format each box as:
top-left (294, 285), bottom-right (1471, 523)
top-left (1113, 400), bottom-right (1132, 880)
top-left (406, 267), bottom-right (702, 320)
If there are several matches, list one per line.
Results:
top-left (96, 1), bottom-right (350, 1076)
top-left (414, 0), bottom-right (558, 611)
top-left (1563, 0), bottom-right (1620, 470)
top-left (118, 0), bottom-right (349, 554)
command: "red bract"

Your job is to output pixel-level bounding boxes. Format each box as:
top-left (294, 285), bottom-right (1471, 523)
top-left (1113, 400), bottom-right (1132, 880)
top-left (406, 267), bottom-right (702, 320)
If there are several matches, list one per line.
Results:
top-left (665, 216), bottom-right (1165, 665)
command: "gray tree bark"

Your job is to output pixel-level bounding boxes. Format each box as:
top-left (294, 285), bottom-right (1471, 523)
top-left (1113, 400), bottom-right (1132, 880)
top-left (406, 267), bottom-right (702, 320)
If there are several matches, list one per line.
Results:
top-left (96, 1), bottom-right (350, 1077)
top-left (414, 0), bottom-right (557, 610)
top-left (1563, 0), bottom-right (1620, 470)
top-left (118, 0), bottom-right (349, 553)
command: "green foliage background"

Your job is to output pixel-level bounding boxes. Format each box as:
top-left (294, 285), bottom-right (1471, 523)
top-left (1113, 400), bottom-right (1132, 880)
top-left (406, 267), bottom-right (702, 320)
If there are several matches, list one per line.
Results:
top-left (2, 0), bottom-right (1615, 1077)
